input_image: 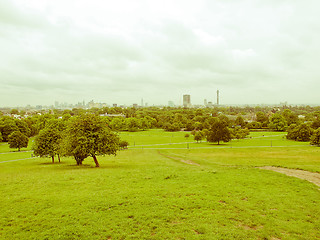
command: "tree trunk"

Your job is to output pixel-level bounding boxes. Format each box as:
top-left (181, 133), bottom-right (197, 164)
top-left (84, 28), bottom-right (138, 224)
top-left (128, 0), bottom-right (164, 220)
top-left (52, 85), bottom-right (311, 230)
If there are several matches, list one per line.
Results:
top-left (93, 155), bottom-right (100, 167)
top-left (58, 154), bottom-right (61, 163)
top-left (52, 155), bottom-right (55, 163)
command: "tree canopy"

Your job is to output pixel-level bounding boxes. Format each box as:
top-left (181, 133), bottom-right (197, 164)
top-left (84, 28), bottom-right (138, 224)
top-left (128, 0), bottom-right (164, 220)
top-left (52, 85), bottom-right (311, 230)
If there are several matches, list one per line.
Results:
top-left (206, 118), bottom-right (231, 145)
top-left (310, 128), bottom-right (320, 146)
top-left (8, 131), bottom-right (28, 151)
top-left (64, 114), bottom-right (120, 167)
top-left (268, 113), bottom-right (287, 131)
top-left (286, 123), bottom-right (313, 142)
top-left (33, 128), bottom-right (62, 163)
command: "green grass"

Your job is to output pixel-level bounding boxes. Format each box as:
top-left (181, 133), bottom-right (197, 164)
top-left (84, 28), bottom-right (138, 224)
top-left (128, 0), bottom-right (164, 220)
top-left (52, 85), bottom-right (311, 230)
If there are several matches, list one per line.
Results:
top-left (0, 130), bottom-right (320, 239)
top-left (122, 130), bottom-right (309, 149)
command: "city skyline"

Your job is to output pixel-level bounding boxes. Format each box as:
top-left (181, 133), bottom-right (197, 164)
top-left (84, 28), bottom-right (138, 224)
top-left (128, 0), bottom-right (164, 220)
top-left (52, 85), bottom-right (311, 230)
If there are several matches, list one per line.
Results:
top-left (1, 0), bottom-right (320, 107)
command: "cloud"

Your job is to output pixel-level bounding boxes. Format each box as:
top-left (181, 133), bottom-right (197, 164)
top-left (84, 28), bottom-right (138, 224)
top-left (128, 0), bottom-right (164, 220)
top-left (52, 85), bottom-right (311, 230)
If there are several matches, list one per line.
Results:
top-left (0, 0), bottom-right (320, 106)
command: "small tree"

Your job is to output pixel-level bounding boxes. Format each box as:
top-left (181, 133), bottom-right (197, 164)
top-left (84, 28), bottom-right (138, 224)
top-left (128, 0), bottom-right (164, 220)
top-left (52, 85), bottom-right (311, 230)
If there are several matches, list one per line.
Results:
top-left (8, 131), bottom-right (28, 151)
top-left (206, 118), bottom-right (231, 145)
top-left (310, 128), bottom-right (320, 146)
top-left (194, 132), bottom-right (203, 143)
top-left (184, 133), bottom-right (190, 139)
top-left (0, 132), bottom-right (3, 142)
top-left (231, 127), bottom-right (250, 140)
top-left (119, 140), bottom-right (129, 150)
top-left (33, 128), bottom-right (62, 163)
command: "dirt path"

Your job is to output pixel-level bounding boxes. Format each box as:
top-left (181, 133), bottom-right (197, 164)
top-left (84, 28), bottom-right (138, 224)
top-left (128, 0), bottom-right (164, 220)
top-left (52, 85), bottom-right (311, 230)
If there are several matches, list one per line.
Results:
top-left (259, 166), bottom-right (320, 187)
top-left (158, 151), bottom-right (200, 166)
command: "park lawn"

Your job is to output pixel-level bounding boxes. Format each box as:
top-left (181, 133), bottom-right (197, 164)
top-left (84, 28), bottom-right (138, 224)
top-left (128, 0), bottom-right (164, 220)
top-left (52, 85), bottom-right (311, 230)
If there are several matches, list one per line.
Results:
top-left (0, 130), bottom-right (320, 239)
top-left (160, 146), bottom-right (320, 173)
top-left (123, 129), bottom-right (309, 149)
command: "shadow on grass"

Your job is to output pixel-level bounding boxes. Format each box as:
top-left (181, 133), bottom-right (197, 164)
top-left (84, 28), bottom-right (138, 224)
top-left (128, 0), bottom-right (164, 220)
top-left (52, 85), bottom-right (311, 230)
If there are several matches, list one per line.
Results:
top-left (55, 163), bottom-right (134, 170)
top-left (38, 162), bottom-right (66, 165)
top-left (207, 143), bottom-right (230, 146)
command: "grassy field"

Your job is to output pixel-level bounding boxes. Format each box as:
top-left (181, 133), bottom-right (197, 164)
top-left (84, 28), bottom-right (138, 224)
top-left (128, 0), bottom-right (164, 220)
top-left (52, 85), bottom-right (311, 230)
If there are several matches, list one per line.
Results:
top-left (0, 130), bottom-right (319, 239)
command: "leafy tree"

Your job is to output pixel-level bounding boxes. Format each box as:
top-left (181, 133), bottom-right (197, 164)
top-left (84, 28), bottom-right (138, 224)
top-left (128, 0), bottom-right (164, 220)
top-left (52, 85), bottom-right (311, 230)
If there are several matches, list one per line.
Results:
top-left (231, 127), bottom-right (250, 140)
top-left (286, 123), bottom-right (313, 142)
top-left (15, 119), bottom-right (31, 137)
top-left (235, 116), bottom-right (246, 128)
top-left (184, 133), bottom-right (190, 139)
top-left (218, 114), bottom-right (230, 127)
top-left (0, 132), bottom-right (3, 142)
top-left (286, 124), bottom-right (298, 141)
top-left (64, 114), bottom-right (120, 167)
top-left (256, 111), bottom-right (269, 127)
top-left (185, 120), bottom-right (194, 131)
top-left (109, 118), bottom-right (125, 131)
top-left (140, 117), bottom-right (151, 131)
top-left (310, 128), bottom-right (320, 146)
top-left (33, 128), bottom-right (62, 163)
top-left (268, 113), bottom-right (287, 131)
top-left (194, 132), bottom-right (203, 143)
top-left (125, 117), bottom-right (141, 132)
top-left (35, 113), bottom-right (55, 132)
top-left (206, 118), bottom-right (232, 145)
top-left (8, 131), bottom-right (28, 151)
top-left (163, 122), bottom-right (181, 132)
top-left (144, 116), bottom-right (157, 128)
top-left (0, 117), bottom-right (19, 142)
top-left (201, 129), bottom-right (209, 140)
top-left (247, 121), bottom-right (262, 129)
top-left (282, 109), bottom-right (299, 126)
top-left (24, 117), bottom-right (38, 136)
top-left (311, 112), bottom-right (320, 129)
top-left (194, 122), bottom-right (203, 130)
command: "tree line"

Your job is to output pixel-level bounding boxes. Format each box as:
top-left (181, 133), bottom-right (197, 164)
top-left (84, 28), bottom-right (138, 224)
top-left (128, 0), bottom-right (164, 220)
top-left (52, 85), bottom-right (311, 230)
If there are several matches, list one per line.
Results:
top-left (1, 107), bottom-right (320, 163)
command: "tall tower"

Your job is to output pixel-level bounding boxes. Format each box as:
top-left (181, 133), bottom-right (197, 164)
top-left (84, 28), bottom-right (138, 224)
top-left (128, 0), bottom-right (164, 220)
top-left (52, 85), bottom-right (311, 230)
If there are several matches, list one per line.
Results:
top-left (217, 90), bottom-right (219, 105)
top-left (141, 98), bottom-right (144, 107)
top-left (183, 94), bottom-right (191, 108)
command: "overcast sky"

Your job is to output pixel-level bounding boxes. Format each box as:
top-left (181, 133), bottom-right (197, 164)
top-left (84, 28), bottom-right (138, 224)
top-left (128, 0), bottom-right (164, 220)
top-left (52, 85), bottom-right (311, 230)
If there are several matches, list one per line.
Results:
top-left (0, 0), bottom-right (319, 107)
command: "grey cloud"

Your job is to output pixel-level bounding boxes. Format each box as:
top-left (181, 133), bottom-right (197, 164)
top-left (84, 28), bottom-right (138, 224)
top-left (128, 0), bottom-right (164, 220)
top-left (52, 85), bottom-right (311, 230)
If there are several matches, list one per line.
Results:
top-left (1, 0), bottom-right (320, 106)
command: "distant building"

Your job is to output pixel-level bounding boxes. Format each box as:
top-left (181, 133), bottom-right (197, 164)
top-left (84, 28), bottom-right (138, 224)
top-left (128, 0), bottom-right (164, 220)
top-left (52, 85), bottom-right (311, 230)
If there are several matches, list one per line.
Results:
top-left (183, 94), bottom-right (191, 108)
top-left (113, 104), bottom-right (117, 107)
top-left (204, 99), bottom-right (207, 106)
top-left (168, 101), bottom-right (175, 107)
top-left (217, 90), bottom-right (220, 105)
top-left (133, 104), bottom-right (138, 108)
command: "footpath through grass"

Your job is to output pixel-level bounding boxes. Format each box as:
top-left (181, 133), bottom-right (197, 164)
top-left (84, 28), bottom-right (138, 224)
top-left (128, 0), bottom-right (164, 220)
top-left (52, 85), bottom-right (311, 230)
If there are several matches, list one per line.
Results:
top-left (0, 130), bottom-right (320, 239)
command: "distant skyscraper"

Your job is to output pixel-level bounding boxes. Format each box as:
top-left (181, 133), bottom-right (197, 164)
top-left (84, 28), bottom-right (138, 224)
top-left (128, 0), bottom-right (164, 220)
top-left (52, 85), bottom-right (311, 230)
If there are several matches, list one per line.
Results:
top-left (141, 98), bottom-right (144, 107)
top-left (217, 90), bottom-right (220, 105)
top-left (204, 99), bottom-right (207, 106)
top-left (183, 94), bottom-right (191, 108)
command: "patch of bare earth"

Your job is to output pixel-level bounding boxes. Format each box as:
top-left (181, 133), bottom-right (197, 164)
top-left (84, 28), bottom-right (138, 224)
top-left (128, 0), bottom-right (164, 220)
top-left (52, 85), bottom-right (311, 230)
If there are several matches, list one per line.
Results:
top-left (259, 166), bottom-right (320, 187)
top-left (158, 151), bottom-right (200, 166)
